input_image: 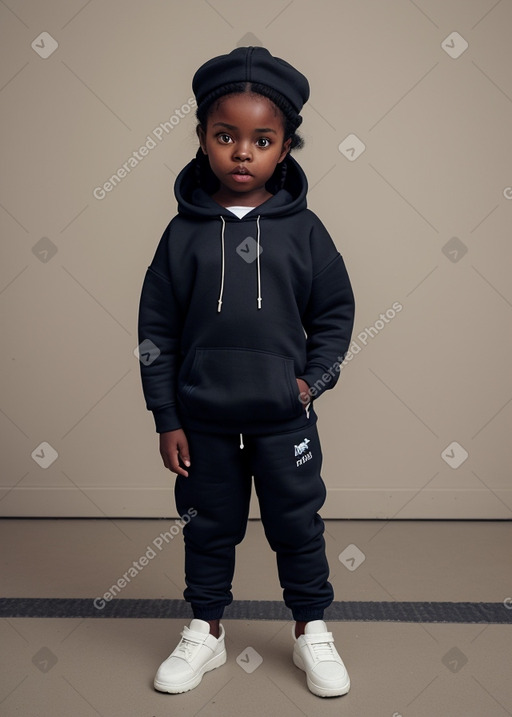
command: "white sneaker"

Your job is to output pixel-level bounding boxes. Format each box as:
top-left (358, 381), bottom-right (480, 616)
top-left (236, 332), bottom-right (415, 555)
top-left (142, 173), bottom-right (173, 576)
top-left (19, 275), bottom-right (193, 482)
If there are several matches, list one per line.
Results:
top-left (292, 620), bottom-right (350, 697)
top-left (154, 619), bottom-right (226, 694)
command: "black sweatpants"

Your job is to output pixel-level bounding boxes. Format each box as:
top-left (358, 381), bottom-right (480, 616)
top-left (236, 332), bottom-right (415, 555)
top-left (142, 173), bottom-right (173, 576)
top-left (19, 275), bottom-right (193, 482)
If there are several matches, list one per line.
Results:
top-left (174, 422), bottom-right (334, 622)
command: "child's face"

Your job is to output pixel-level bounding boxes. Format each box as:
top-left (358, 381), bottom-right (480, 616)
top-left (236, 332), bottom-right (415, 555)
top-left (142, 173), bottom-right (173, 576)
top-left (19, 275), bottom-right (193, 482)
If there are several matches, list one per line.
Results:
top-left (198, 92), bottom-right (291, 207)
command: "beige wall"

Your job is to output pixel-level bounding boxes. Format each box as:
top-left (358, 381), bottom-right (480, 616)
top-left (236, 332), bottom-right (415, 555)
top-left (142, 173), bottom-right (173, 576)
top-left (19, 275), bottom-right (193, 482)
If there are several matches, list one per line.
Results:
top-left (1, 0), bottom-right (511, 518)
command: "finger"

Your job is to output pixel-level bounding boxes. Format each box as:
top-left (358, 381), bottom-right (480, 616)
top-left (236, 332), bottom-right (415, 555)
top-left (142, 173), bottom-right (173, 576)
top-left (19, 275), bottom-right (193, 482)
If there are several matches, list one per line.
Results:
top-left (174, 465), bottom-right (189, 478)
top-left (178, 436), bottom-right (191, 468)
top-left (169, 449), bottom-right (189, 477)
top-left (160, 447), bottom-right (184, 476)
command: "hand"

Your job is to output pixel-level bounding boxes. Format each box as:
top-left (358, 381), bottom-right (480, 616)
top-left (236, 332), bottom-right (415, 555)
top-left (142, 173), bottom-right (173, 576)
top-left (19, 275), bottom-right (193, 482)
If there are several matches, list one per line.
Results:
top-left (296, 378), bottom-right (311, 408)
top-left (159, 429), bottom-right (191, 477)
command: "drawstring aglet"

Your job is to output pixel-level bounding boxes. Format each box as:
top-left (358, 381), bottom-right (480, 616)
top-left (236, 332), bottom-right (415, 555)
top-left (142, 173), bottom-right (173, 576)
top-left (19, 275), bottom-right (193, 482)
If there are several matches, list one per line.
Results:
top-left (217, 299), bottom-right (223, 313)
top-left (257, 297), bottom-right (262, 309)
top-left (239, 433), bottom-right (244, 449)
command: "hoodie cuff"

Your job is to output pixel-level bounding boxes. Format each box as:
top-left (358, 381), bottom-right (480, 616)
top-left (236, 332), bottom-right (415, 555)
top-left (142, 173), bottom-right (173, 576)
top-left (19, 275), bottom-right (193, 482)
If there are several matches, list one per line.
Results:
top-left (152, 405), bottom-right (182, 433)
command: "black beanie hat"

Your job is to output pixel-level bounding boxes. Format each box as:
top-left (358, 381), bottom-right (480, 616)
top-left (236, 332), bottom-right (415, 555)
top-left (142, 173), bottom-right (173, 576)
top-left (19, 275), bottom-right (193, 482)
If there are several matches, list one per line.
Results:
top-left (192, 46), bottom-right (310, 114)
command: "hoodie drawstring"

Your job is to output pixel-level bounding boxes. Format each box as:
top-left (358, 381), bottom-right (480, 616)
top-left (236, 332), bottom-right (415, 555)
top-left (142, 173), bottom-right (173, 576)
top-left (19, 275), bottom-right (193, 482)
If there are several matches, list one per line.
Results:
top-left (217, 216), bottom-right (226, 313)
top-left (217, 215), bottom-right (262, 312)
top-left (239, 433), bottom-right (244, 449)
top-left (256, 215), bottom-right (262, 310)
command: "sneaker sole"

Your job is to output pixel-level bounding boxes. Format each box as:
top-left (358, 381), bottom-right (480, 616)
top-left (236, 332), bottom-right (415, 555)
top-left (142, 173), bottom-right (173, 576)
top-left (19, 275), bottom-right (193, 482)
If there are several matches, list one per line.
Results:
top-left (293, 650), bottom-right (350, 698)
top-left (154, 649), bottom-right (227, 694)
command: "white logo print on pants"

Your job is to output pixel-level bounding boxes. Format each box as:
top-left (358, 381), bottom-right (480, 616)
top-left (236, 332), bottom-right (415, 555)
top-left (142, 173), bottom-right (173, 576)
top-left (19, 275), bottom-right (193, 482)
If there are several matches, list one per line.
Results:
top-left (295, 438), bottom-right (312, 467)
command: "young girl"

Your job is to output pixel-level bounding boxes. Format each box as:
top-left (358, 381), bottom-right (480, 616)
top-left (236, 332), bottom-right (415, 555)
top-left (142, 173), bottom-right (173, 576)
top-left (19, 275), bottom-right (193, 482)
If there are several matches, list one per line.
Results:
top-left (138, 46), bottom-right (355, 698)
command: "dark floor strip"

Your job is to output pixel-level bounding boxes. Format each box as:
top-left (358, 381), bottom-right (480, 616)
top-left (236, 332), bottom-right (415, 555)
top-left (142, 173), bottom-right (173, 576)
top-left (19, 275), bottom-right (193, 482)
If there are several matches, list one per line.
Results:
top-left (1, 598), bottom-right (511, 623)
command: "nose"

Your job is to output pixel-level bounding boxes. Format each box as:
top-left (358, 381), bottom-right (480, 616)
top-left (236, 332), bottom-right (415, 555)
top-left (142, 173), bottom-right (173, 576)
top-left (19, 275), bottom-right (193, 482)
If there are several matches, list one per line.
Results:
top-left (233, 141), bottom-right (252, 161)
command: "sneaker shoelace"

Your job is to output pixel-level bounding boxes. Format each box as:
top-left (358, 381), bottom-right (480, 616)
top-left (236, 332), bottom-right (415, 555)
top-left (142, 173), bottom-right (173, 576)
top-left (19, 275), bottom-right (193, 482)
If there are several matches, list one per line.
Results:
top-left (175, 632), bottom-right (203, 661)
top-left (307, 634), bottom-right (338, 661)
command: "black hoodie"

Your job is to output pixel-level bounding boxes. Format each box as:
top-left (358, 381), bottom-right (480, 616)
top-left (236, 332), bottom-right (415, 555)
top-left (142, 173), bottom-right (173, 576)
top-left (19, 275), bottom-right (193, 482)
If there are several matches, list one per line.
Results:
top-left (138, 155), bottom-right (355, 435)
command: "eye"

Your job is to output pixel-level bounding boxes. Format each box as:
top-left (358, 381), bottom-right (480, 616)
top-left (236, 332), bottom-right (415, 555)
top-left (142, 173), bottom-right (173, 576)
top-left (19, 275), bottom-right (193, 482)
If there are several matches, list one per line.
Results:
top-left (217, 133), bottom-right (233, 144)
top-left (256, 137), bottom-right (271, 148)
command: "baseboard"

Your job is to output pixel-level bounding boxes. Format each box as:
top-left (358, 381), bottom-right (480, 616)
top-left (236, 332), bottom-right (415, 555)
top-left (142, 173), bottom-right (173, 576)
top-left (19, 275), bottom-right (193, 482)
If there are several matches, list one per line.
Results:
top-left (0, 487), bottom-right (510, 518)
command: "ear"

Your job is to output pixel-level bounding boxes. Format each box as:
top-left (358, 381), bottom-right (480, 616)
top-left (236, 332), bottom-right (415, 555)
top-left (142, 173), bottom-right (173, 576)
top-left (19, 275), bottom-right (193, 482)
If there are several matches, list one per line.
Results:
top-left (278, 137), bottom-right (292, 164)
top-left (196, 125), bottom-right (207, 155)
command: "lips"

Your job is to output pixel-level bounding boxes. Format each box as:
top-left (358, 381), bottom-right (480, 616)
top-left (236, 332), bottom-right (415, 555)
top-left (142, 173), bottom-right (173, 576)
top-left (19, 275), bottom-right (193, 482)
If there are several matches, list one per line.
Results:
top-left (230, 166), bottom-right (253, 183)
top-left (231, 166), bottom-right (252, 176)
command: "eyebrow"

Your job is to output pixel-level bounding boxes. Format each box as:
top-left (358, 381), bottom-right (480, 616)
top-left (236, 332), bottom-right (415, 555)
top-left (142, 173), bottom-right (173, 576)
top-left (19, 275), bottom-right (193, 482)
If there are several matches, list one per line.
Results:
top-left (212, 122), bottom-right (277, 134)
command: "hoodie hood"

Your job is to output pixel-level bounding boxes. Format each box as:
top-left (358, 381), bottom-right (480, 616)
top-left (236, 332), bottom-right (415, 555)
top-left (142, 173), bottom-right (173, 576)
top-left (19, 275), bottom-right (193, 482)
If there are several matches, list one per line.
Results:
top-left (173, 154), bottom-right (308, 314)
top-left (174, 153), bottom-right (308, 220)
top-left (138, 151), bottom-right (355, 435)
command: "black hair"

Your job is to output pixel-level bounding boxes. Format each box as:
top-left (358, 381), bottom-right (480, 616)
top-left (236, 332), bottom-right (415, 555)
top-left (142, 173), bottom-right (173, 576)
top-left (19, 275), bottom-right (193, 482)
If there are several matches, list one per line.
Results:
top-left (194, 81), bottom-right (305, 194)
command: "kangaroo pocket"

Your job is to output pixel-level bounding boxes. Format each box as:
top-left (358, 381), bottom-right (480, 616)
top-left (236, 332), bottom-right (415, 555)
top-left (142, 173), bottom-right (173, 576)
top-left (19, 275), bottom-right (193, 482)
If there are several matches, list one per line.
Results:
top-left (179, 347), bottom-right (304, 423)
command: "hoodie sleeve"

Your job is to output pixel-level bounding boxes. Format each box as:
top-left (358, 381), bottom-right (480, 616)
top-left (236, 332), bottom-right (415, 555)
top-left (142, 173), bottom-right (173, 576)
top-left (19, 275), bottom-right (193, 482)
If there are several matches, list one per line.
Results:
top-left (137, 226), bottom-right (183, 433)
top-left (298, 216), bottom-right (355, 400)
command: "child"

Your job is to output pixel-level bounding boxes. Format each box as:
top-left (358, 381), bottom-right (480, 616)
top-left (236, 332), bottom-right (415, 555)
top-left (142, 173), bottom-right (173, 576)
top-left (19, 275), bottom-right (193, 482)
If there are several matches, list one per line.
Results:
top-left (138, 46), bottom-right (355, 698)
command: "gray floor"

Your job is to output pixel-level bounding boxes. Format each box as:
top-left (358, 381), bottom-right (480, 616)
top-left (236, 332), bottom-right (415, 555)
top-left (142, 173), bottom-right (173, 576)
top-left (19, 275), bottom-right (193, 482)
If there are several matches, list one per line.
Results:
top-left (1, 518), bottom-right (511, 716)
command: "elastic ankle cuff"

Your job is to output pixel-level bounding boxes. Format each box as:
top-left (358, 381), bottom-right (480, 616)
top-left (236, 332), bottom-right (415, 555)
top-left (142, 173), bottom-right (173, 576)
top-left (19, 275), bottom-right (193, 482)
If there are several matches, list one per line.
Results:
top-left (292, 608), bottom-right (325, 622)
top-left (192, 606), bottom-right (225, 621)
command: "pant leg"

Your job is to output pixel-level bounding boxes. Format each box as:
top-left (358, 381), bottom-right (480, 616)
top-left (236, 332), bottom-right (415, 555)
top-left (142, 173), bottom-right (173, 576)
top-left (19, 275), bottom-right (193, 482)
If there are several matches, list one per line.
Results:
top-left (250, 423), bottom-right (334, 622)
top-left (174, 430), bottom-right (252, 621)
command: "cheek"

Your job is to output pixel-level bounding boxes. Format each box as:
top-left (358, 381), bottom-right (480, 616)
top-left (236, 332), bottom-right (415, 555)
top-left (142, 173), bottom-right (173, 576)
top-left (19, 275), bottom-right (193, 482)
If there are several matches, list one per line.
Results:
top-left (208, 149), bottom-right (227, 167)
